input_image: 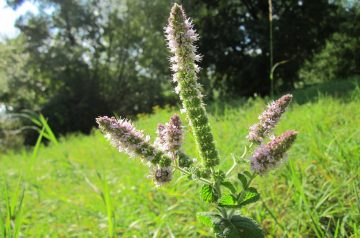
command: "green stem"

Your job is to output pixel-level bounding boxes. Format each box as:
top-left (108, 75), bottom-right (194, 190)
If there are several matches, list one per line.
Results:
top-left (172, 151), bottom-right (212, 184)
top-left (268, 0), bottom-right (274, 98)
top-left (218, 207), bottom-right (228, 219)
top-left (225, 143), bottom-right (253, 177)
top-left (236, 172), bottom-right (257, 201)
top-left (174, 165), bottom-right (212, 185)
top-left (227, 172), bottom-right (257, 219)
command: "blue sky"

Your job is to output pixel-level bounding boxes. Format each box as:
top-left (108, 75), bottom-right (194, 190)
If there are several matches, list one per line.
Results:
top-left (0, 0), bottom-right (37, 39)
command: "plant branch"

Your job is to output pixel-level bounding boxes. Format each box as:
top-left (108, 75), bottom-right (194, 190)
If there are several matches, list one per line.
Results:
top-left (225, 143), bottom-right (253, 176)
top-left (174, 165), bottom-right (212, 185)
top-left (236, 172), bottom-right (257, 202)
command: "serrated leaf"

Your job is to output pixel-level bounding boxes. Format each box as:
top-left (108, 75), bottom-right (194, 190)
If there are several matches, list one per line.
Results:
top-left (218, 194), bottom-right (236, 206)
top-left (221, 181), bottom-right (236, 194)
top-left (238, 187), bottom-right (260, 207)
top-left (213, 215), bottom-right (264, 238)
top-left (200, 185), bottom-right (218, 203)
top-left (197, 212), bottom-right (222, 227)
top-left (237, 173), bottom-right (248, 189)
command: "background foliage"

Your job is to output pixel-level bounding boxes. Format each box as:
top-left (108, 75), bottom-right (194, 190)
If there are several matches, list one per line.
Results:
top-left (0, 0), bottom-right (359, 143)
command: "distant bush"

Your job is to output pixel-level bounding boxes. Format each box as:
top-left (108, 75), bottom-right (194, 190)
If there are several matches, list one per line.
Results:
top-left (0, 114), bottom-right (24, 152)
top-left (299, 33), bottom-right (360, 84)
top-left (299, 6), bottom-right (360, 84)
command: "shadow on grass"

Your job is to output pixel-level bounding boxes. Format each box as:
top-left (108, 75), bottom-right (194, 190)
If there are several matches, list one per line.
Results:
top-left (206, 75), bottom-right (360, 117)
top-left (291, 75), bottom-right (360, 104)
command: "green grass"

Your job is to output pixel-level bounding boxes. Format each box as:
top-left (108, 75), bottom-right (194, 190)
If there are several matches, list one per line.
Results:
top-left (1, 87), bottom-right (360, 237)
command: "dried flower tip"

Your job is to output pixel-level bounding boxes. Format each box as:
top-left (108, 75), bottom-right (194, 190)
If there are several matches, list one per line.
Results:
top-left (96, 116), bottom-right (171, 167)
top-left (247, 94), bottom-right (293, 143)
top-left (250, 130), bottom-right (298, 174)
top-left (152, 166), bottom-right (173, 186)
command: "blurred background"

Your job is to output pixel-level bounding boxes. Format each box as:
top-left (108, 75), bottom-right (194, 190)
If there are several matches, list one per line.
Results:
top-left (0, 0), bottom-right (359, 149)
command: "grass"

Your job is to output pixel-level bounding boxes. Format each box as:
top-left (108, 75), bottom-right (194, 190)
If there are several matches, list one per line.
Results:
top-left (0, 86), bottom-right (360, 237)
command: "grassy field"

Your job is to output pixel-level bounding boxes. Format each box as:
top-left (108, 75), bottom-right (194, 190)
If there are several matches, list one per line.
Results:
top-left (1, 83), bottom-right (360, 237)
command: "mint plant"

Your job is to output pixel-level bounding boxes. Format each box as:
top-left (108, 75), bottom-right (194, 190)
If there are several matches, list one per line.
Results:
top-left (96, 4), bottom-right (297, 237)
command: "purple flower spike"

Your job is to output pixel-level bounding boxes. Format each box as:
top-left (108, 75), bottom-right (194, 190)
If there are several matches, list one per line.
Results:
top-left (247, 94), bottom-right (293, 143)
top-left (250, 130), bottom-right (298, 174)
top-left (96, 116), bottom-right (171, 167)
top-left (155, 114), bottom-right (183, 155)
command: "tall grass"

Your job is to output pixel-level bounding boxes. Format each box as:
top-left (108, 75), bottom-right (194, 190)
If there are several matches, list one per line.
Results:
top-left (0, 89), bottom-right (359, 237)
top-left (0, 178), bottom-right (25, 238)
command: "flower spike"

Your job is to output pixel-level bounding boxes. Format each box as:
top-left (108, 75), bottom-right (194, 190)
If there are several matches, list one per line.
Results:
top-left (247, 94), bottom-right (293, 143)
top-left (96, 116), bottom-right (171, 167)
top-left (250, 130), bottom-right (298, 174)
top-left (165, 3), bottom-right (219, 168)
top-left (155, 114), bottom-right (183, 154)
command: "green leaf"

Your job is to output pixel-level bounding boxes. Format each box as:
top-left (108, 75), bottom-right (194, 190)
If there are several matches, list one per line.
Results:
top-left (213, 215), bottom-right (264, 238)
top-left (200, 185), bottom-right (218, 203)
top-left (243, 171), bottom-right (253, 179)
top-left (221, 181), bottom-right (236, 194)
top-left (237, 173), bottom-right (248, 189)
top-left (238, 187), bottom-right (260, 207)
top-left (197, 212), bottom-right (222, 227)
top-left (218, 194), bottom-right (236, 206)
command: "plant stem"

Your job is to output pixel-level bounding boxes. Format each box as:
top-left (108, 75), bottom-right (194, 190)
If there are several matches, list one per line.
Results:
top-left (228, 172), bottom-right (257, 218)
top-left (236, 172), bottom-right (257, 201)
top-left (225, 155), bottom-right (237, 177)
top-left (268, 0), bottom-right (274, 98)
top-left (174, 165), bottom-right (212, 185)
top-left (225, 143), bottom-right (253, 176)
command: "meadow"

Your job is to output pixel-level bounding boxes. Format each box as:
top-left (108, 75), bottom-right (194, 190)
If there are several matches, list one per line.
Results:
top-left (1, 81), bottom-right (360, 237)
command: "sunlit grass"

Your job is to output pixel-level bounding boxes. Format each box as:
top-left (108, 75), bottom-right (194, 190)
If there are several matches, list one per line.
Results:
top-left (1, 88), bottom-right (359, 237)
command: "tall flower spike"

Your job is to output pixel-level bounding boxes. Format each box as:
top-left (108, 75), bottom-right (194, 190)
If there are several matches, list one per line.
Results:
top-left (96, 116), bottom-right (171, 167)
top-left (247, 94), bottom-right (293, 143)
top-left (250, 130), bottom-right (298, 174)
top-left (165, 3), bottom-right (219, 168)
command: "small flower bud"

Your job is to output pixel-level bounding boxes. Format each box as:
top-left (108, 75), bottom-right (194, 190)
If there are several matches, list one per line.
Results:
top-left (152, 166), bottom-right (173, 186)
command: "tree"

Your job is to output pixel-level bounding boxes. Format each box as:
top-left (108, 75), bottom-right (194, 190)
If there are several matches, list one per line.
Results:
top-left (4, 0), bottom-right (173, 136)
top-left (184, 0), bottom-right (344, 97)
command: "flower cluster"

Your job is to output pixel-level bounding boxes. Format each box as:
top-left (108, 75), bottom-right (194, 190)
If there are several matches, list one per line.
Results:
top-left (151, 166), bottom-right (173, 186)
top-left (96, 4), bottom-right (300, 236)
top-left (247, 94), bottom-right (292, 143)
top-left (155, 114), bottom-right (183, 154)
top-left (96, 116), bottom-right (171, 168)
top-left (250, 130), bottom-right (298, 174)
top-left (165, 3), bottom-right (219, 168)
top-left (96, 3), bottom-right (297, 237)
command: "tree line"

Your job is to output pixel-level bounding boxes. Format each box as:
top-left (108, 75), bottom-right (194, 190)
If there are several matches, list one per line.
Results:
top-left (0, 0), bottom-right (359, 146)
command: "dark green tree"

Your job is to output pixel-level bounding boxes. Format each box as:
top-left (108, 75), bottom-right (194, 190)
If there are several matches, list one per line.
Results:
top-left (4, 0), bottom-right (173, 136)
top-left (184, 0), bottom-right (345, 97)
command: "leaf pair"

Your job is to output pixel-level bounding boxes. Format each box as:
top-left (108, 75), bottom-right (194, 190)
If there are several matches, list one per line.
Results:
top-left (197, 213), bottom-right (264, 238)
top-left (218, 187), bottom-right (260, 208)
